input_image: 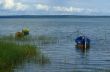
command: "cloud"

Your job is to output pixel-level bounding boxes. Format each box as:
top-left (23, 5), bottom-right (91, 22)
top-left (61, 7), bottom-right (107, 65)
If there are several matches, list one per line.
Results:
top-left (15, 2), bottom-right (29, 11)
top-left (35, 3), bottom-right (49, 11)
top-left (3, 0), bottom-right (14, 9)
top-left (0, 0), bottom-right (95, 15)
top-left (52, 6), bottom-right (94, 15)
top-left (53, 6), bottom-right (84, 13)
top-left (2, 0), bottom-right (29, 11)
top-left (34, 4), bottom-right (93, 14)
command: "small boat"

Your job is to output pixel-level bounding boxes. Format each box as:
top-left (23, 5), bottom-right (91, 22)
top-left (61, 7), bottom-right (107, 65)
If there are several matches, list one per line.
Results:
top-left (75, 36), bottom-right (90, 49)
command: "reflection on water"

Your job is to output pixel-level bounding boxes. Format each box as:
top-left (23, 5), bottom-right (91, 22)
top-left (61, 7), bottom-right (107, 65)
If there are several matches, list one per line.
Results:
top-left (75, 46), bottom-right (90, 55)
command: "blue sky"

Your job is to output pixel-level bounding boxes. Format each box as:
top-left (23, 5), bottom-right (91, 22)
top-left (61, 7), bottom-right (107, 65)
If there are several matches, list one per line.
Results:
top-left (0, 0), bottom-right (110, 15)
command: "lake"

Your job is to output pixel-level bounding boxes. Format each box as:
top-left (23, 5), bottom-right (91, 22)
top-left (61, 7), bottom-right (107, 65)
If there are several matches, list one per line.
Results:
top-left (0, 17), bottom-right (110, 72)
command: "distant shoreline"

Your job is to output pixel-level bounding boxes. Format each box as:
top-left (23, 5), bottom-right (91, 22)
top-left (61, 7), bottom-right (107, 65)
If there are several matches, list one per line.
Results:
top-left (0, 15), bottom-right (110, 18)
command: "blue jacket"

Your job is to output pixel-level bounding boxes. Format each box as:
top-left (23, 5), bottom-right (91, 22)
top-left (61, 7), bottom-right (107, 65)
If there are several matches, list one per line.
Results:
top-left (75, 36), bottom-right (90, 45)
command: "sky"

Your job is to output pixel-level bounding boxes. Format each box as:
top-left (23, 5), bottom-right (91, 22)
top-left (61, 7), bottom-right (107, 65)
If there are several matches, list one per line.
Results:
top-left (0, 0), bottom-right (110, 15)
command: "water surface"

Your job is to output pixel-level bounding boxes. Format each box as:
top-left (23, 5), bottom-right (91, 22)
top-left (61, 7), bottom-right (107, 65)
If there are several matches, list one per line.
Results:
top-left (0, 17), bottom-right (110, 72)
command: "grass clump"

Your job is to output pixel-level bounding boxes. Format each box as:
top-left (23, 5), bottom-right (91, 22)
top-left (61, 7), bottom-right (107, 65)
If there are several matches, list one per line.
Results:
top-left (0, 34), bottom-right (51, 72)
top-left (0, 41), bottom-right (36, 72)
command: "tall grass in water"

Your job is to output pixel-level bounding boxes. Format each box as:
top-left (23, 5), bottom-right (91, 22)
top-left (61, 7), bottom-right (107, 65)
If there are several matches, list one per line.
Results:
top-left (0, 39), bottom-right (49, 72)
top-left (0, 40), bottom-right (36, 72)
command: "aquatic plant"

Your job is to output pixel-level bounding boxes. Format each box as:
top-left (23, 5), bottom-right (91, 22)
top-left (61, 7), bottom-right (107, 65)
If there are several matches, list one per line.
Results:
top-left (0, 41), bottom-right (37, 72)
top-left (0, 40), bottom-right (50, 72)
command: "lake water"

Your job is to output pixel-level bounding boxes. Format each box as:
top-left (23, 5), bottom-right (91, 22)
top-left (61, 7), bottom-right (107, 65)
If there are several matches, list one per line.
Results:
top-left (1, 17), bottom-right (110, 72)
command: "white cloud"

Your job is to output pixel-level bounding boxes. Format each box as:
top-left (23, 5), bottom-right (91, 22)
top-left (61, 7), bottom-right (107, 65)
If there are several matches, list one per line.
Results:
top-left (15, 2), bottom-right (29, 11)
top-left (52, 6), bottom-right (94, 15)
top-left (53, 6), bottom-right (84, 13)
top-left (0, 0), bottom-right (95, 15)
top-left (35, 3), bottom-right (49, 11)
top-left (34, 4), bottom-right (93, 14)
top-left (3, 0), bottom-right (14, 9)
top-left (2, 0), bottom-right (29, 11)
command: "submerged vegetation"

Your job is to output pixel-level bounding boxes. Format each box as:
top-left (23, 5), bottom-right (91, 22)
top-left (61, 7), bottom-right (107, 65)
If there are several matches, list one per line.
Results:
top-left (0, 35), bottom-right (50, 72)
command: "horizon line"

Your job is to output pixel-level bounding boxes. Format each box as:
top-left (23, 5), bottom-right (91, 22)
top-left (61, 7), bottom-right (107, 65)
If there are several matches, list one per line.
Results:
top-left (0, 15), bottom-right (110, 18)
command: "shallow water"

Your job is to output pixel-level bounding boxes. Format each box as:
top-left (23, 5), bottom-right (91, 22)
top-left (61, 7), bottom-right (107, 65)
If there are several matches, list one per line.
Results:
top-left (1, 18), bottom-right (110, 72)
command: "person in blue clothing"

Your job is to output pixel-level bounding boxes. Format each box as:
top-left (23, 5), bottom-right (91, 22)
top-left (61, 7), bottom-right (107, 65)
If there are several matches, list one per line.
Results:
top-left (75, 36), bottom-right (90, 48)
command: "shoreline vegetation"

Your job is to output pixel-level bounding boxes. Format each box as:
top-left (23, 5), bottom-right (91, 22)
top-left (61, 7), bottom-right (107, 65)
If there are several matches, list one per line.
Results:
top-left (0, 35), bottom-right (50, 72)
